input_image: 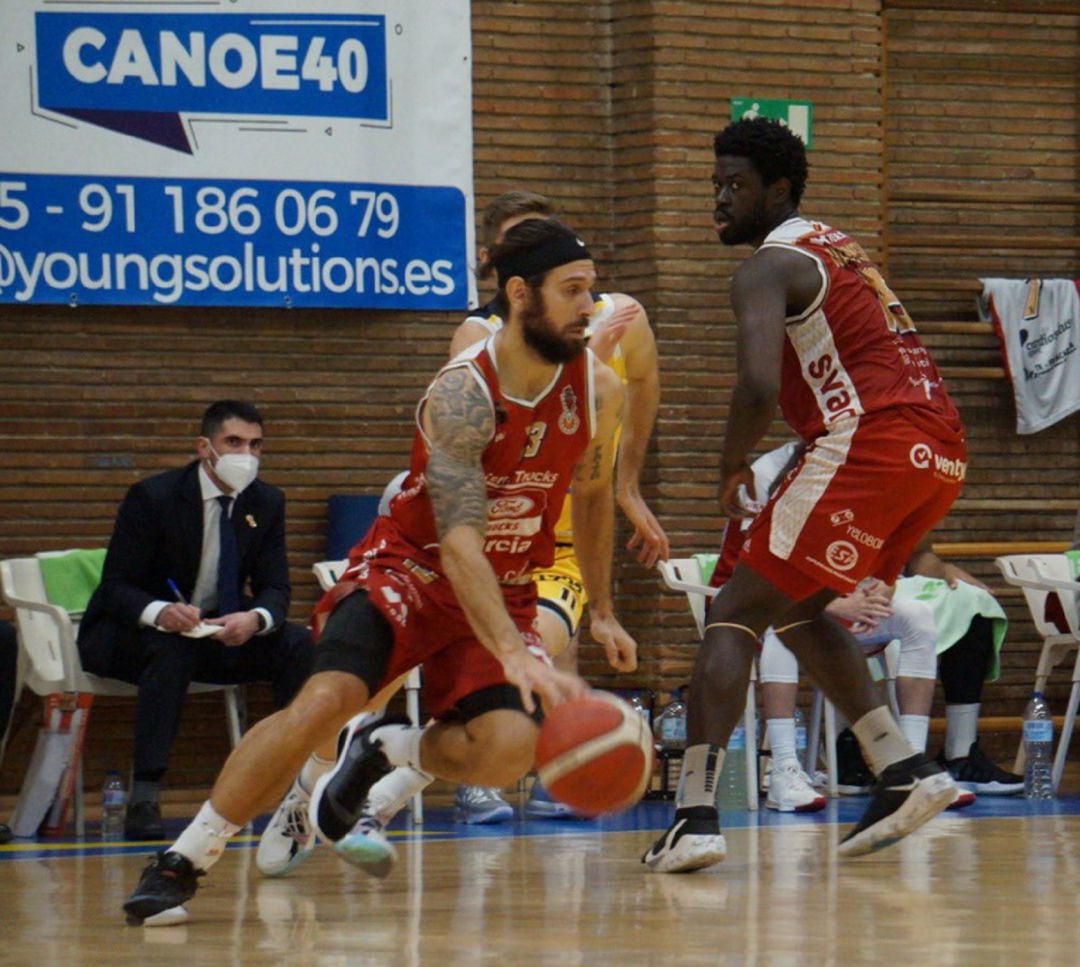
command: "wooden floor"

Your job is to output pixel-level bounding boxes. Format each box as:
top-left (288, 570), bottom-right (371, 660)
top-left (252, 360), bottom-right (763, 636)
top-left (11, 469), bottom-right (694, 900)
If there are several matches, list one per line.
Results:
top-left (4, 795), bottom-right (1080, 965)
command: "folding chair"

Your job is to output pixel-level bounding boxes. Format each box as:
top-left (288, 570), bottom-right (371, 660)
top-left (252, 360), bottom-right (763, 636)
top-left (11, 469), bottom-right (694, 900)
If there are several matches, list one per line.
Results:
top-left (656, 558), bottom-right (758, 809)
top-left (313, 559), bottom-right (424, 822)
top-left (0, 555), bottom-right (242, 835)
top-left (996, 554), bottom-right (1080, 791)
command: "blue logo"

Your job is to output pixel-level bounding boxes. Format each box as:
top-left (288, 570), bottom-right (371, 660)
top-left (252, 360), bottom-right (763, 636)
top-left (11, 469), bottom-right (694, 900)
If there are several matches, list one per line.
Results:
top-left (35, 12), bottom-right (388, 153)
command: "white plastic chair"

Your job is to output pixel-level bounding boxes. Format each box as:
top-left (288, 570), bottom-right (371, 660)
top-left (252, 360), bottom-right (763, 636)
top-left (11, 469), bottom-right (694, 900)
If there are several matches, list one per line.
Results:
top-left (656, 558), bottom-right (758, 810)
top-left (996, 553), bottom-right (1080, 791)
top-left (0, 555), bottom-right (242, 835)
top-left (314, 559), bottom-right (424, 822)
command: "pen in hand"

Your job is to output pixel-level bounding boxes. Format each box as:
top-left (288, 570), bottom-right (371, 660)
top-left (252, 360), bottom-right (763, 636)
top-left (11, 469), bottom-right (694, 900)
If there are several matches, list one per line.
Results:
top-left (166, 578), bottom-right (187, 604)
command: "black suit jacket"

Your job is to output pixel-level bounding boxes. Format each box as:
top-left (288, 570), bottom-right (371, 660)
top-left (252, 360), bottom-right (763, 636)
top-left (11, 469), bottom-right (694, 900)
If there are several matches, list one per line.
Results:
top-left (78, 460), bottom-right (293, 675)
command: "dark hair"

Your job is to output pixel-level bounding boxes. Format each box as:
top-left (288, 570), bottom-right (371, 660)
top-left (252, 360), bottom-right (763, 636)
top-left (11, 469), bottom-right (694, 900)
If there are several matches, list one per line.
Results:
top-left (200, 400), bottom-right (264, 437)
top-left (713, 117), bottom-right (808, 205)
top-left (480, 190), bottom-right (554, 249)
top-left (479, 217), bottom-right (582, 317)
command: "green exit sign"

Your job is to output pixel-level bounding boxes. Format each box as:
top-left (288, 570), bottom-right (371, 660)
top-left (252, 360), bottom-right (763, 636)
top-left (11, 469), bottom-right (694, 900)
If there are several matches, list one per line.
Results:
top-left (730, 98), bottom-right (813, 148)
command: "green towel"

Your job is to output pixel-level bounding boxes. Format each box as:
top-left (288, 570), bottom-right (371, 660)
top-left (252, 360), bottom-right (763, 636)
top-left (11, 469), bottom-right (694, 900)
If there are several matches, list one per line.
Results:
top-left (893, 575), bottom-right (1007, 681)
top-left (694, 553), bottom-right (719, 586)
top-left (37, 548), bottom-right (106, 614)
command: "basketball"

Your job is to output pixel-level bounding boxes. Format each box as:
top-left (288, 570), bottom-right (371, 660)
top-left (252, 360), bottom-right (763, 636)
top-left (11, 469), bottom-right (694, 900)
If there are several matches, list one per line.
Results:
top-left (535, 691), bottom-right (655, 817)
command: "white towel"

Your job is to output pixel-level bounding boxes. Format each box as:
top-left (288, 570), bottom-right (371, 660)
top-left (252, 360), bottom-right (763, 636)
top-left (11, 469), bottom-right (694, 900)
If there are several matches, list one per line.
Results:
top-left (979, 278), bottom-right (1080, 434)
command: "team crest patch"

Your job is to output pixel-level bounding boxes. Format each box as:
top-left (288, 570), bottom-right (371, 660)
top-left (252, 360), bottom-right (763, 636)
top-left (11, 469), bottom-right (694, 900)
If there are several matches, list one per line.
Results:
top-left (558, 386), bottom-right (581, 434)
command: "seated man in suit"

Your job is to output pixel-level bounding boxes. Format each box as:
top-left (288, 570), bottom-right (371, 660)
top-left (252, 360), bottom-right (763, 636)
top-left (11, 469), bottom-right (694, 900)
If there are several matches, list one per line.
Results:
top-left (78, 400), bottom-right (312, 839)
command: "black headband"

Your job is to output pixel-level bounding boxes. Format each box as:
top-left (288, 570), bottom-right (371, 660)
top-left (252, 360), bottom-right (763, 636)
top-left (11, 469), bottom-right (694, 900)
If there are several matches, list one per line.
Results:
top-left (494, 230), bottom-right (592, 287)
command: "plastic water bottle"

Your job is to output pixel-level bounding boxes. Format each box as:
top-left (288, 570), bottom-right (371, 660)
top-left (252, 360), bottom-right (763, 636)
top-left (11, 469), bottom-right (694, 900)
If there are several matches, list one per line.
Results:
top-left (101, 771), bottom-right (126, 839)
top-left (794, 707), bottom-right (808, 765)
top-left (716, 724), bottom-right (750, 810)
top-left (626, 693), bottom-right (652, 730)
top-left (653, 692), bottom-right (687, 752)
top-left (1023, 692), bottom-right (1054, 800)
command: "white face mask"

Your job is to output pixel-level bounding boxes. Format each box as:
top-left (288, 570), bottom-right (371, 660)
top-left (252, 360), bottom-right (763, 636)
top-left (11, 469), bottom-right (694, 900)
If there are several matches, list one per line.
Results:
top-left (208, 443), bottom-right (259, 494)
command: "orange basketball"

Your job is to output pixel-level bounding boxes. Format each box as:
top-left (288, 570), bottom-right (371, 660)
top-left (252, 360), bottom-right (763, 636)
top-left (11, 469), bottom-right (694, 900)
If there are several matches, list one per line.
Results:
top-left (535, 691), bottom-right (655, 816)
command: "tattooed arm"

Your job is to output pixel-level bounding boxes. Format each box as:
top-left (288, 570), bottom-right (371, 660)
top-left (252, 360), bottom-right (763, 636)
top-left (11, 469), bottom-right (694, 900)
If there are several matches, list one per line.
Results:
top-left (424, 366), bottom-right (585, 710)
top-left (570, 362), bottom-right (638, 672)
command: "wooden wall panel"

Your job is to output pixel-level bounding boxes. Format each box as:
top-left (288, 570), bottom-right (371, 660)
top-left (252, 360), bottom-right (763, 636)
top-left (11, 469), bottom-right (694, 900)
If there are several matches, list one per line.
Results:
top-left (883, 4), bottom-right (1080, 719)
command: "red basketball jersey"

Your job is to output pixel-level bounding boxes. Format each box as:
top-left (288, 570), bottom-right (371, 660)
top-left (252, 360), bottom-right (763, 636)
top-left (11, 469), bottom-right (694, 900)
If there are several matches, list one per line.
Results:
top-left (762, 217), bottom-right (963, 444)
top-left (386, 337), bottom-right (597, 584)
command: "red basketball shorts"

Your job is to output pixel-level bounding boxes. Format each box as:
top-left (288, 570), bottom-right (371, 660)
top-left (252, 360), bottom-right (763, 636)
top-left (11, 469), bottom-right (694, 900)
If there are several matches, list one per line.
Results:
top-left (741, 411), bottom-right (967, 601)
top-left (311, 515), bottom-right (543, 717)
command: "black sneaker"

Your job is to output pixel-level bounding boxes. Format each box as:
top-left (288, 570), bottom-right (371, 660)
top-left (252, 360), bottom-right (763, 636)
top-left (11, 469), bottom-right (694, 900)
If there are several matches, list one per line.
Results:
top-left (309, 713), bottom-right (408, 844)
top-left (938, 740), bottom-right (1024, 796)
top-left (641, 806), bottom-right (727, 874)
top-left (123, 850), bottom-right (203, 924)
top-left (125, 800), bottom-right (165, 841)
top-left (838, 754), bottom-right (956, 858)
top-left (836, 728), bottom-right (874, 795)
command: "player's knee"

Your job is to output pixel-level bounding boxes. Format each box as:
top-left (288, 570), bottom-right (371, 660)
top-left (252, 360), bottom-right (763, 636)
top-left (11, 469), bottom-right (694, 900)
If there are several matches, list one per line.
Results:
top-left (286, 671), bottom-right (368, 736)
top-left (465, 712), bottom-right (536, 784)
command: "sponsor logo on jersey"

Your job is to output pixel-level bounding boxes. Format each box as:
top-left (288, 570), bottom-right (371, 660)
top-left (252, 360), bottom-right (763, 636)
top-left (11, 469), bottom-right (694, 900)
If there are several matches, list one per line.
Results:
top-left (489, 495), bottom-right (536, 519)
top-left (486, 516), bottom-right (542, 537)
top-left (825, 540), bottom-right (859, 572)
top-left (909, 443), bottom-right (967, 481)
top-left (805, 352), bottom-right (860, 424)
top-left (830, 508), bottom-right (854, 526)
top-left (558, 385), bottom-right (581, 434)
top-left (401, 558), bottom-right (438, 585)
top-left (845, 525), bottom-right (883, 550)
top-left (483, 535), bottom-right (534, 555)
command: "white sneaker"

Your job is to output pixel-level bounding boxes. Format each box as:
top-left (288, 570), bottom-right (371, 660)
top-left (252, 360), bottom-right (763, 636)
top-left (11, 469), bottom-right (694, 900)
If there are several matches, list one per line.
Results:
top-left (767, 760), bottom-right (828, 813)
top-left (641, 806), bottom-right (727, 874)
top-left (454, 785), bottom-right (513, 824)
top-left (334, 807), bottom-right (398, 878)
top-left (256, 780), bottom-right (317, 877)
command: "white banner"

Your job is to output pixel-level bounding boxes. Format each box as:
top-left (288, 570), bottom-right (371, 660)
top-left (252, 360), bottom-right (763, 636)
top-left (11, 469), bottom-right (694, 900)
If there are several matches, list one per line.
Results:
top-left (0, 0), bottom-right (476, 309)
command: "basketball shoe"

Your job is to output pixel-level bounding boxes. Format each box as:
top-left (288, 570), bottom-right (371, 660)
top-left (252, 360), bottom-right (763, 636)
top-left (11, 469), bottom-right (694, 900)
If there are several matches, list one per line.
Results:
top-left (334, 809), bottom-right (398, 877)
top-left (938, 740), bottom-right (1024, 795)
top-left (524, 780), bottom-right (579, 819)
top-left (766, 760), bottom-right (827, 813)
top-left (455, 785), bottom-right (514, 824)
top-left (838, 753), bottom-right (956, 858)
top-left (123, 850), bottom-right (203, 925)
top-left (256, 778), bottom-right (317, 877)
top-left (310, 713), bottom-right (406, 844)
top-left (641, 806), bottom-right (727, 874)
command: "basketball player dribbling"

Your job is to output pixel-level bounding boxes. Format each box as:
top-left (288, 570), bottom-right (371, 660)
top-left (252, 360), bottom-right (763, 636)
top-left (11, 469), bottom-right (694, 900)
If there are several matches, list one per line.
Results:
top-left (123, 217), bottom-right (638, 924)
top-left (644, 117), bottom-right (965, 873)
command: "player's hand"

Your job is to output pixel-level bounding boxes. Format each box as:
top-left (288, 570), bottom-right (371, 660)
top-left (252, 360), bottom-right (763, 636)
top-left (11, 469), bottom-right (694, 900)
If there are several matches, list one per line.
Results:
top-left (826, 589), bottom-right (892, 631)
top-left (589, 612), bottom-right (638, 673)
top-left (720, 463), bottom-right (757, 518)
top-left (204, 610), bottom-right (260, 647)
top-left (499, 645), bottom-right (587, 714)
top-left (156, 602), bottom-right (202, 633)
top-left (587, 301), bottom-right (636, 363)
top-left (619, 490), bottom-right (670, 568)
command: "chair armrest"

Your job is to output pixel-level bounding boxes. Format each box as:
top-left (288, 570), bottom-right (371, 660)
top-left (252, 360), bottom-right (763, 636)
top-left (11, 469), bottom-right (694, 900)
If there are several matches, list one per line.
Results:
top-left (6, 592), bottom-right (80, 691)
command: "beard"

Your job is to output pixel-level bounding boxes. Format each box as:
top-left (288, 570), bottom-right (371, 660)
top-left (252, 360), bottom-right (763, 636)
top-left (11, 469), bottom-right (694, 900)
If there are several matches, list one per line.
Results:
top-left (520, 287), bottom-right (585, 364)
top-left (719, 199), bottom-right (772, 246)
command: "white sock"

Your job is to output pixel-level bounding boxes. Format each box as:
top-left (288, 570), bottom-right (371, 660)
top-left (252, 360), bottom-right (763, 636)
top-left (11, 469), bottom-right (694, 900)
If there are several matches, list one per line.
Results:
top-left (298, 753), bottom-right (334, 795)
top-left (366, 765), bottom-right (434, 825)
top-left (171, 800), bottom-right (241, 873)
top-left (373, 723), bottom-right (426, 772)
top-left (852, 706), bottom-right (915, 776)
top-left (945, 703), bottom-right (980, 760)
top-left (675, 743), bottom-right (724, 810)
top-left (899, 714), bottom-right (930, 754)
top-left (766, 718), bottom-right (798, 766)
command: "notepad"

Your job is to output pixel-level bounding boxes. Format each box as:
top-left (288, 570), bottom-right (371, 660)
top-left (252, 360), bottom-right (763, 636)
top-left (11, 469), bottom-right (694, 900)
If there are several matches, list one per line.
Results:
top-left (181, 622), bottom-right (222, 639)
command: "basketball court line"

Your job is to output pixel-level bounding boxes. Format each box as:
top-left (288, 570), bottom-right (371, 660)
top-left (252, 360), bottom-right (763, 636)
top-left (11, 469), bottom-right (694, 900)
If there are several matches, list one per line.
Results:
top-left (2, 794), bottom-right (1077, 863)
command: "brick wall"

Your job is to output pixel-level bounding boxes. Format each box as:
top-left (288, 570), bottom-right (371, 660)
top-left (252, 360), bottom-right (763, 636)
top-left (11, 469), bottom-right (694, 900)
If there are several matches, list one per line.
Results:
top-left (1, 1), bottom-right (1077, 795)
